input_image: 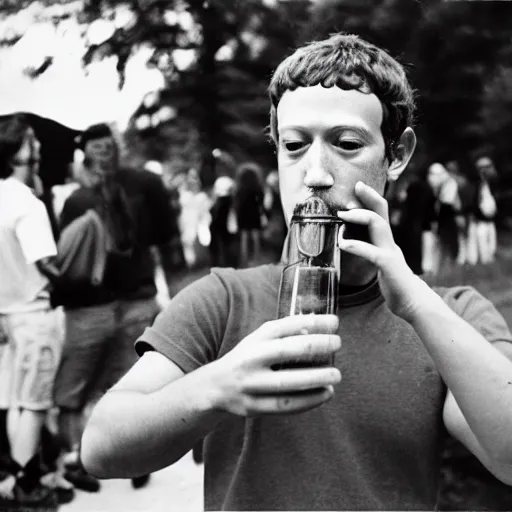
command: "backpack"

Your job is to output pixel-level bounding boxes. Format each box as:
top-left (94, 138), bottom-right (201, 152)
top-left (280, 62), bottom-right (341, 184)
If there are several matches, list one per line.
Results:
top-left (478, 181), bottom-right (497, 218)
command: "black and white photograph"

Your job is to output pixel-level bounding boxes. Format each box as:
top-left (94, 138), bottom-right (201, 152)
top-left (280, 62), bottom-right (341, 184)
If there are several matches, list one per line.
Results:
top-left (1, 0), bottom-right (512, 511)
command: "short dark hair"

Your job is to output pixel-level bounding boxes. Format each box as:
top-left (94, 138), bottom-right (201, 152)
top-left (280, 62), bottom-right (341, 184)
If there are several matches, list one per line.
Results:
top-left (268, 33), bottom-right (416, 161)
top-left (0, 114), bottom-right (31, 179)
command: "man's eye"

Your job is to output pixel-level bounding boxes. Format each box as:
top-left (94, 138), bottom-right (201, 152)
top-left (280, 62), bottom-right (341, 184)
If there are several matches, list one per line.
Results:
top-left (283, 141), bottom-right (305, 152)
top-left (336, 140), bottom-right (363, 151)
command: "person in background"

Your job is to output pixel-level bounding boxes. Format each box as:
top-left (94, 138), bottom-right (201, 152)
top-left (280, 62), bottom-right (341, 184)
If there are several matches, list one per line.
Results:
top-left (473, 156), bottom-right (498, 264)
top-left (399, 168), bottom-right (436, 275)
top-left (234, 162), bottom-right (266, 267)
top-left (143, 160), bottom-right (181, 306)
top-left (81, 33), bottom-right (512, 511)
top-left (52, 123), bottom-right (176, 492)
top-left (427, 162), bottom-right (461, 275)
top-left (178, 168), bottom-right (212, 268)
top-left (445, 159), bottom-right (478, 267)
top-left (209, 176), bottom-right (237, 268)
top-left (51, 149), bottom-right (83, 225)
top-left (0, 114), bottom-right (63, 509)
top-left (262, 170), bottom-right (287, 262)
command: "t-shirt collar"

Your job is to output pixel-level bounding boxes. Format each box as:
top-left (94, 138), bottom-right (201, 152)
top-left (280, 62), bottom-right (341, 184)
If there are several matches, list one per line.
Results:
top-left (337, 277), bottom-right (382, 307)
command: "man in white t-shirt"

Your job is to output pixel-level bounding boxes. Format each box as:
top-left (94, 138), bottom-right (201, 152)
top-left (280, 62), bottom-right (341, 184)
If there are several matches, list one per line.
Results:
top-left (0, 115), bottom-right (63, 508)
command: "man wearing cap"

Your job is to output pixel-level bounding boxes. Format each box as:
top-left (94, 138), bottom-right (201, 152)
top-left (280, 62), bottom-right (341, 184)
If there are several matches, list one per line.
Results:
top-left (52, 123), bottom-right (176, 491)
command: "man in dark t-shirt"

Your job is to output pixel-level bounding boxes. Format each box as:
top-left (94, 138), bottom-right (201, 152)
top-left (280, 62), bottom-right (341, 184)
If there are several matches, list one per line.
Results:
top-left (81, 36), bottom-right (512, 511)
top-left (52, 124), bottom-right (176, 491)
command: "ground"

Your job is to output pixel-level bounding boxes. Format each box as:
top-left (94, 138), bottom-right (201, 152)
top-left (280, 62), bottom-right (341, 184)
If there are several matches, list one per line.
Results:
top-left (62, 452), bottom-right (203, 512)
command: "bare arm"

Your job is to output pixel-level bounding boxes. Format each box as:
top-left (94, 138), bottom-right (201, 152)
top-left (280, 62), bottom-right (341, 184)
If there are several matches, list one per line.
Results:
top-left (81, 351), bottom-right (230, 478)
top-left (35, 256), bottom-right (61, 284)
top-left (337, 181), bottom-right (512, 484)
top-left (442, 340), bottom-right (512, 485)
top-left (81, 315), bottom-right (341, 479)
top-left (155, 242), bottom-right (175, 292)
top-left (409, 293), bottom-right (512, 481)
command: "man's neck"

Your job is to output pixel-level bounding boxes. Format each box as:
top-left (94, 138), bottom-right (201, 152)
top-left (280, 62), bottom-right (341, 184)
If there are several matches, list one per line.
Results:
top-left (9, 167), bottom-right (29, 186)
top-left (338, 253), bottom-right (378, 288)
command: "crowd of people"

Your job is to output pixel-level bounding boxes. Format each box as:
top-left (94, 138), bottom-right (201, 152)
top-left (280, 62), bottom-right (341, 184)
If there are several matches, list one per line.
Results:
top-left (163, 161), bottom-right (286, 272)
top-left (0, 114), bottom-right (287, 510)
top-left (389, 155), bottom-right (499, 277)
top-left (0, 31), bottom-right (511, 512)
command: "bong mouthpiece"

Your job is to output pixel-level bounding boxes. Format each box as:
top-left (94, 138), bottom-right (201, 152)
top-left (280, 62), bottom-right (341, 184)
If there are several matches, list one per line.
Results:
top-left (291, 197), bottom-right (342, 259)
top-left (292, 196), bottom-right (335, 219)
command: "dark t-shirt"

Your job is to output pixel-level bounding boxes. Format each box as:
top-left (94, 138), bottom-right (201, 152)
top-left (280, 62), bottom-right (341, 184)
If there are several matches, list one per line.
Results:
top-left (135, 264), bottom-right (512, 511)
top-left (56, 168), bottom-right (174, 309)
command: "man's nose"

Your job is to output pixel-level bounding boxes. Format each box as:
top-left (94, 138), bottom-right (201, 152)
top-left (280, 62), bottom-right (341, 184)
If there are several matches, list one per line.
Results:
top-left (303, 141), bottom-right (334, 189)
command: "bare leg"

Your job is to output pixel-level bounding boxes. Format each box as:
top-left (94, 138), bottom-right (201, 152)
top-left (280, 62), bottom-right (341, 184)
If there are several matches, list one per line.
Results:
top-left (10, 409), bottom-right (46, 466)
top-left (58, 409), bottom-right (84, 456)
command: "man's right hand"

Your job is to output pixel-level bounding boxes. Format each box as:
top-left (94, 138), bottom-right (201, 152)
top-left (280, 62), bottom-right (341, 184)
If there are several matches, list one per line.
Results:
top-left (205, 315), bottom-right (342, 416)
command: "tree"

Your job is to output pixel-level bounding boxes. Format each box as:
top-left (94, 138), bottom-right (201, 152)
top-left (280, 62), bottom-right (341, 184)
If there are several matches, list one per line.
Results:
top-left (77, 0), bottom-right (313, 184)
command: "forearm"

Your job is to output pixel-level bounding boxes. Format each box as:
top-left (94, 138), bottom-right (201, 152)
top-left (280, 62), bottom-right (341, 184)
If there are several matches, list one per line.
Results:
top-left (35, 257), bottom-right (61, 284)
top-left (81, 362), bottom-right (230, 478)
top-left (409, 283), bottom-right (512, 462)
top-left (155, 242), bottom-right (175, 289)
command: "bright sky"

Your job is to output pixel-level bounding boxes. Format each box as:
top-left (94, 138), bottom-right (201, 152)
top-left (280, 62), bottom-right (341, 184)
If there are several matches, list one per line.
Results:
top-left (0, 17), bottom-right (165, 131)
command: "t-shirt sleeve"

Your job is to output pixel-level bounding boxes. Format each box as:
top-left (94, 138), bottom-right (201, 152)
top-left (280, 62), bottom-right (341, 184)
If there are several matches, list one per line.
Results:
top-left (135, 270), bottom-right (229, 373)
top-left (15, 197), bottom-right (57, 264)
top-left (439, 286), bottom-right (512, 344)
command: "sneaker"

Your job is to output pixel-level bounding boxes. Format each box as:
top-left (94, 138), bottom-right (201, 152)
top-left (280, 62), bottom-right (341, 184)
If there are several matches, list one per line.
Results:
top-left (0, 480), bottom-right (58, 509)
top-left (40, 472), bottom-right (75, 505)
top-left (0, 474), bottom-right (15, 499)
top-left (131, 474), bottom-right (151, 489)
top-left (64, 467), bottom-right (100, 493)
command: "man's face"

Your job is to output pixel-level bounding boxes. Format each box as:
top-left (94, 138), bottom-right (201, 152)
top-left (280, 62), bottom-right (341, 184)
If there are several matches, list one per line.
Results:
top-left (11, 127), bottom-right (40, 169)
top-left (84, 136), bottom-right (116, 171)
top-left (276, 85), bottom-right (388, 225)
top-left (11, 127), bottom-right (41, 185)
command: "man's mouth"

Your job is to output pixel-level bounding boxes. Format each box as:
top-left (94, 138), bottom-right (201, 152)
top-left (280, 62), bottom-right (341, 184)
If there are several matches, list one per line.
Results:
top-left (293, 196), bottom-right (338, 218)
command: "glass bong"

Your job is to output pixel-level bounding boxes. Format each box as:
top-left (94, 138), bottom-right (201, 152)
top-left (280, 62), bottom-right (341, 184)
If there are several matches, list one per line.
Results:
top-left (276, 196), bottom-right (343, 367)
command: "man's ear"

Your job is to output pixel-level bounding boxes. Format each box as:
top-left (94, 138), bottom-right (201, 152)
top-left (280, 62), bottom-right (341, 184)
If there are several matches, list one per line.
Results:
top-left (387, 127), bottom-right (416, 182)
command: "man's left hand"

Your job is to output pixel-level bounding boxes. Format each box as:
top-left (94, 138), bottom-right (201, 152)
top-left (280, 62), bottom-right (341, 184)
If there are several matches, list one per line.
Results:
top-left (336, 181), bottom-right (427, 322)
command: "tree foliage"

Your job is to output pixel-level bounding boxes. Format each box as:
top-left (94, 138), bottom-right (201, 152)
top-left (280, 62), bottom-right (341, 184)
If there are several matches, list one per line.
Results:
top-left (2, 0), bottom-right (512, 184)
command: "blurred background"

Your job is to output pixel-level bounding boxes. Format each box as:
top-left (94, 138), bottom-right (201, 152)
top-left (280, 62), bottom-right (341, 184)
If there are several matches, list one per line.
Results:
top-left (2, 1), bottom-right (512, 511)
top-left (0, 0), bottom-right (511, 192)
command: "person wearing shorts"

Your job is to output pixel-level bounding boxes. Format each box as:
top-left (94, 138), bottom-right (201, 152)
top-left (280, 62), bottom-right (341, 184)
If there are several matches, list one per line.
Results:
top-left (52, 123), bottom-right (174, 491)
top-left (0, 114), bottom-right (62, 507)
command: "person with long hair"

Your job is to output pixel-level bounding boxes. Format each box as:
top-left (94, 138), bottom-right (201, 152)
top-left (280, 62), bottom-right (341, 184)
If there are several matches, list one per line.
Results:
top-left (427, 162), bottom-right (461, 275)
top-left (52, 123), bottom-right (176, 492)
top-left (234, 162), bottom-right (265, 267)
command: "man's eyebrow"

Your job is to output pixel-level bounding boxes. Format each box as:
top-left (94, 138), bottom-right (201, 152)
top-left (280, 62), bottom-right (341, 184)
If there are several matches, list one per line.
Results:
top-left (279, 124), bottom-right (374, 139)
